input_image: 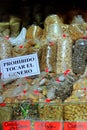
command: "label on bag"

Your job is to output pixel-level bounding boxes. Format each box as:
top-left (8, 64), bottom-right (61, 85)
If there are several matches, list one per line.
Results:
top-left (34, 122), bottom-right (62, 130)
top-left (64, 122), bottom-right (87, 130)
top-left (1, 53), bottom-right (40, 80)
top-left (2, 120), bottom-right (30, 130)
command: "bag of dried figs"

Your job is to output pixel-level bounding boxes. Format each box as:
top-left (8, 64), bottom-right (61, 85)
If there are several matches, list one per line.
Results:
top-left (56, 34), bottom-right (73, 74)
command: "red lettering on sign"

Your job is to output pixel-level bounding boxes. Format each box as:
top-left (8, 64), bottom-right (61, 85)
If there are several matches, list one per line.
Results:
top-left (64, 122), bottom-right (87, 130)
top-left (2, 120), bottom-right (30, 130)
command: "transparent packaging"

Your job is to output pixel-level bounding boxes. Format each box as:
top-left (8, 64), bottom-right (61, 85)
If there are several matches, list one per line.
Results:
top-left (56, 34), bottom-right (73, 74)
top-left (38, 42), bottom-right (57, 72)
top-left (72, 39), bottom-right (87, 75)
top-left (0, 37), bottom-right (12, 60)
top-left (44, 14), bottom-right (63, 41)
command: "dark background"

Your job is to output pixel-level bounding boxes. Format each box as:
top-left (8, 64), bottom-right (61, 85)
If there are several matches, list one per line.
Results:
top-left (0, 0), bottom-right (87, 27)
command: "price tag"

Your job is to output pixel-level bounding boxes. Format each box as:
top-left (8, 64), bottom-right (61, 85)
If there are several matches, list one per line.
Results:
top-left (2, 120), bottom-right (30, 130)
top-left (34, 121), bottom-right (62, 130)
top-left (64, 122), bottom-right (87, 130)
top-left (34, 122), bottom-right (45, 130)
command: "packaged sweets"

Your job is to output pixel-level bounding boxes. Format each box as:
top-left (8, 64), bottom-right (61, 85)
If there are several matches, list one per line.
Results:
top-left (54, 72), bottom-right (77, 101)
top-left (38, 100), bottom-right (63, 121)
top-left (68, 23), bottom-right (87, 41)
top-left (26, 24), bottom-right (43, 45)
top-left (0, 37), bottom-right (12, 60)
top-left (71, 15), bottom-right (86, 24)
top-left (12, 41), bottom-right (35, 57)
top-left (44, 14), bottom-right (63, 41)
top-left (64, 77), bottom-right (87, 121)
top-left (72, 39), bottom-right (87, 75)
top-left (38, 42), bottom-right (57, 72)
top-left (56, 34), bottom-right (73, 74)
top-left (0, 37), bottom-right (13, 86)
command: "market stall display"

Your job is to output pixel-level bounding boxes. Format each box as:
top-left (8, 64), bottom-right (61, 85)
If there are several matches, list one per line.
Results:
top-left (0, 3), bottom-right (87, 129)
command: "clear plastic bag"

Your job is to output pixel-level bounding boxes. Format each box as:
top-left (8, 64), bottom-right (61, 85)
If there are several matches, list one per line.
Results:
top-left (38, 42), bottom-right (57, 72)
top-left (56, 34), bottom-right (73, 74)
top-left (72, 39), bottom-right (87, 75)
top-left (26, 24), bottom-right (43, 45)
top-left (0, 37), bottom-right (12, 60)
top-left (44, 14), bottom-right (63, 41)
top-left (64, 77), bottom-right (87, 121)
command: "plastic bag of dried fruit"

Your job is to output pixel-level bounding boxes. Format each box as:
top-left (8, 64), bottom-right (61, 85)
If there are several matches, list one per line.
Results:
top-left (38, 41), bottom-right (57, 72)
top-left (73, 77), bottom-right (87, 91)
top-left (26, 24), bottom-right (43, 45)
top-left (2, 78), bottom-right (32, 103)
top-left (64, 77), bottom-right (87, 121)
top-left (0, 36), bottom-right (14, 87)
top-left (0, 36), bottom-right (12, 60)
top-left (44, 14), bottom-right (63, 42)
top-left (56, 34), bottom-right (73, 74)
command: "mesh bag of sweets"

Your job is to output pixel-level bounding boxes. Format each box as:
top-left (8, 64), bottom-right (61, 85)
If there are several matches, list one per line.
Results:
top-left (38, 41), bottom-right (57, 73)
top-left (38, 99), bottom-right (63, 121)
top-left (56, 34), bottom-right (73, 74)
top-left (72, 39), bottom-right (87, 75)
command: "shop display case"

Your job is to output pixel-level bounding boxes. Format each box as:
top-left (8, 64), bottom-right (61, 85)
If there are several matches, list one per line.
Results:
top-left (0, 0), bottom-right (87, 130)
